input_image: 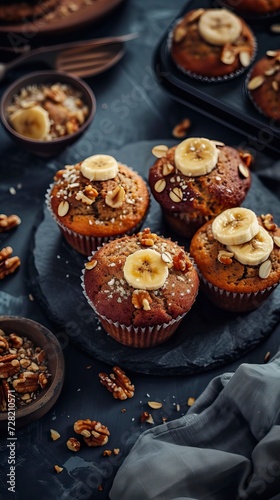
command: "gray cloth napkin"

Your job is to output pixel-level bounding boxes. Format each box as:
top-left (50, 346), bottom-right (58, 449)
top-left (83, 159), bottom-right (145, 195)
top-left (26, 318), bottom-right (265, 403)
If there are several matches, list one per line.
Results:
top-left (110, 350), bottom-right (280, 500)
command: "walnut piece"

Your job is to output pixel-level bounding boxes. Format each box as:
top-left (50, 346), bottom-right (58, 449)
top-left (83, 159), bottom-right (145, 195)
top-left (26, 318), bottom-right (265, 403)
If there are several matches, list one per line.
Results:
top-left (132, 289), bottom-right (152, 311)
top-left (172, 118), bottom-right (191, 139)
top-left (173, 249), bottom-right (191, 272)
top-left (0, 246), bottom-right (21, 279)
top-left (105, 185), bottom-right (126, 208)
top-left (139, 228), bottom-right (158, 247)
top-left (99, 366), bottom-right (135, 400)
top-left (0, 354), bottom-right (20, 379)
top-left (0, 214), bottom-right (21, 232)
top-left (261, 213), bottom-right (277, 232)
top-left (66, 437), bottom-right (81, 452)
top-left (74, 419), bottom-right (110, 447)
top-left (12, 371), bottom-right (39, 393)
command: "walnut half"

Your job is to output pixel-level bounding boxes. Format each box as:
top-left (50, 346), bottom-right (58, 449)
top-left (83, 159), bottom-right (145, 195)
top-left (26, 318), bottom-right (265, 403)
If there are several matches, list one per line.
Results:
top-left (99, 366), bottom-right (135, 400)
top-left (74, 419), bottom-right (110, 447)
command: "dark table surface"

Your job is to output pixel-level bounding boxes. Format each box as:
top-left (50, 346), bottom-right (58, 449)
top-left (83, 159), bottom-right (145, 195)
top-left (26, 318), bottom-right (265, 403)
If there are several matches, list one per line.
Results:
top-left (0, 1), bottom-right (280, 499)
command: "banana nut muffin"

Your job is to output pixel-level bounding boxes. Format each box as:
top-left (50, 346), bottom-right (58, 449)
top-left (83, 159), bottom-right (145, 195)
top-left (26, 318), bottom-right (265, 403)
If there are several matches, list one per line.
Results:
top-left (220, 0), bottom-right (280, 16)
top-left (247, 50), bottom-right (280, 122)
top-left (0, 0), bottom-right (58, 22)
top-left (170, 8), bottom-right (256, 80)
top-left (82, 228), bottom-right (199, 348)
top-left (190, 208), bottom-right (280, 312)
top-left (46, 154), bottom-right (150, 255)
top-left (148, 138), bottom-right (252, 239)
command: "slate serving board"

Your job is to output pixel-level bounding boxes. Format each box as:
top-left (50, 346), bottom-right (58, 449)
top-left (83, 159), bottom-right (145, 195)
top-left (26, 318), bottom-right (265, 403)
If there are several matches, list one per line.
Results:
top-left (29, 140), bottom-right (280, 375)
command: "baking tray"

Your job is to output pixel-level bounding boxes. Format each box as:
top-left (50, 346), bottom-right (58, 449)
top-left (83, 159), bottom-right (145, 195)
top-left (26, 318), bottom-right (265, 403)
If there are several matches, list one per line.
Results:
top-left (153, 0), bottom-right (280, 155)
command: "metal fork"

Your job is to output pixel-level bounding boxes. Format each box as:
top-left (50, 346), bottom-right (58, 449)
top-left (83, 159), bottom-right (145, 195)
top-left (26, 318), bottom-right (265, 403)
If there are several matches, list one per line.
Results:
top-left (0, 33), bottom-right (137, 81)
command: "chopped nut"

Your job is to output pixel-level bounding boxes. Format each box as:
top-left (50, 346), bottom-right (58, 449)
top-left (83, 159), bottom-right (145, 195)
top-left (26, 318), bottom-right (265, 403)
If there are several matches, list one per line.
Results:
top-left (12, 371), bottom-right (39, 393)
top-left (84, 185), bottom-right (98, 200)
top-left (99, 366), bottom-right (135, 400)
top-left (105, 185), bottom-right (126, 208)
top-left (85, 258), bottom-right (97, 270)
top-left (238, 163), bottom-right (250, 178)
top-left (261, 214), bottom-right (277, 232)
top-left (169, 187), bottom-right (183, 203)
top-left (176, 403), bottom-right (180, 411)
top-left (187, 397), bottom-right (196, 406)
top-left (272, 80), bottom-right (279, 92)
top-left (273, 236), bottom-right (280, 247)
top-left (58, 200), bottom-right (70, 217)
top-left (132, 290), bottom-right (152, 311)
top-left (0, 214), bottom-right (21, 232)
top-left (239, 151), bottom-right (253, 168)
top-left (173, 249), bottom-right (191, 272)
top-left (187, 8), bottom-right (204, 22)
top-left (247, 75), bottom-right (265, 91)
top-left (154, 179), bottom-right (166, 193)
top-left (50, 429), bottom-right (61, 441)
top-left (221, 48), bottom-right (235, 65)
top-left (0, 354), bottom-right (20, 379)
top-left (0, 336), bottom-right (9, 354)
top-left (0, 246), bottom-right (21, 279)
top-left (145, 413), bottom-right (154, 424)
top-left (74, 419), bottom-right (110, 447)
top-left (217, 250), bottom-right (234, 265)
top-left (147, 401), bottom-right (163, 409)
top-left (172, 118), bottom-right (191, 139)
top-left (162, 162), bottom-right (175, 176)
top-left (54, 465), bottom-right (64, 474)
top-left (140, 411), bottom-right (150, 422)
top-left (75, 191), bottom-right (95, 205)
top-left (140, 228), bottom-right (158, 247)
top-left (270, 24), bottom-right (280, 34)
top-left (113, 448), bottom-right (120, 455)
top-left (259, 260), bottom-right (272, 279)
top-left (173, 26), bottom-right (187, 43)
top-left (103, 449), bottom-right (112, 456)
top-left (67, 437), bottom-right (81, 452)
top-left (239, 51), bottom-right (251, 67)
top-left (151, 145), bottom-right (168, 158)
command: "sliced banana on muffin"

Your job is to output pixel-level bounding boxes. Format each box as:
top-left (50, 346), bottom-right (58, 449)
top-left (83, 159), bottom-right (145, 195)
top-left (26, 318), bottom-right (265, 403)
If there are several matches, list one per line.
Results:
top-left (174, 137), bottom-right (219, 176)
top-left (123, 249), bottom-right (169, 290)
top-left (212, 207), bottom-right (274, 265)
top-left (198, 9), bottom-right (242, 46)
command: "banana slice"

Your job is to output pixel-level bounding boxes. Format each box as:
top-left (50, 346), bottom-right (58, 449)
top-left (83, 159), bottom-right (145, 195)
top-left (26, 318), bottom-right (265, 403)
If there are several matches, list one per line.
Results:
top-left (198, 9), bottom-right (242, 46)
top-left (174, 137), bottom-right (219, 176)
top-left (227, 226), bottom-right (274, 266)
top-left (81, 154), bottom-right (118, 181)
top-left (9, 105), bottom-right (50, 140)
top-left (123, 249), bottom-right (169, 290)
top-left (212, 208), bottom-right (260, 246)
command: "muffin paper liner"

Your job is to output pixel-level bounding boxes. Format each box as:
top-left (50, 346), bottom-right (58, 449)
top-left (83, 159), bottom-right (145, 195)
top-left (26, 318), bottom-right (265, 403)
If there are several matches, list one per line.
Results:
top-left (46, 185), bottom-right (149, 256)
top-left (81, 268), bottom-right (186, 348)
top-left (168, 17), bottom-right (258, 83)
top-left (199, 273), bottom-right (278, 312)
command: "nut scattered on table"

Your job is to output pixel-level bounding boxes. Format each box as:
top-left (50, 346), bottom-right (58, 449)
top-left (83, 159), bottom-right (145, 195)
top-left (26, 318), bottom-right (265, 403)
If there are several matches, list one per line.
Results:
top-left (0, 214), bottom-right (21, 232)
top-left (98, 366), bottom-right (135, 400)
top-left (172, 118), bottom-right (191, 139)
top-left (0, 246), bottom-right (21, 280)
top-left (73, 419), bottom-right (110, 447)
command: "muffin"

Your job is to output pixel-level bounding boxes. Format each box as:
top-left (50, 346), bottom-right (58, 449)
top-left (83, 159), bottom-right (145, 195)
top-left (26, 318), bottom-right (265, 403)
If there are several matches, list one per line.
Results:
top-left (247, 50), bottom-right (280, 122)
top-left (82, 228), bottom-right (199, 348)
top-left (148, 138), bottom-right (252, 239)
top-left (0, 0), bottom-right (58, 22)
top-left (170, 8), bottom-right (256, 81)
top-left (219, 0), bottom-right (280, 16)
top-left (46, 154), bottom-right (150, 255)
top-left (190, 208), bottom-right (280, 312)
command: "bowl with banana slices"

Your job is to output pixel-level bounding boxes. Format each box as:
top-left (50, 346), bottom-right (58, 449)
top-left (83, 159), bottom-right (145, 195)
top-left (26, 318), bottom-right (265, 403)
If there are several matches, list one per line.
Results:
top-left (0, 70), bottom-right (96, 158)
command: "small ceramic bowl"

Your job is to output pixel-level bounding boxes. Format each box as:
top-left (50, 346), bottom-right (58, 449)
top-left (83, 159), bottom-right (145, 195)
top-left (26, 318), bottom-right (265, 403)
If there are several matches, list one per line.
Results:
top-left (0, 70), bottom-right (96, 158)
top-left (0, 315), bottom-right (64, 430)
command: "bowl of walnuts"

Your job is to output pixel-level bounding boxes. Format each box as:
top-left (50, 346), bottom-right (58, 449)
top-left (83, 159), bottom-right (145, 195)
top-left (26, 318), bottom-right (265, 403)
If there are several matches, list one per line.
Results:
top-left (0, 315), bottom-right (65, 430)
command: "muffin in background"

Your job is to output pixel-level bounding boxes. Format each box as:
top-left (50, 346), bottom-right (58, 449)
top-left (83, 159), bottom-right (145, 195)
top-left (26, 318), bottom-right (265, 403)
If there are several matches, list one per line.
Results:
top-left (46, 154), bottom-right (150, 255)
top-left (247, 50), bottom-right (280, 122)
top-left (82, 228), bottom-right (199, 348)
top-left (170, 8), bottom-right (256, 81)
top-left (148, 138), bottom-right (252, 239)
top-left (219, 0), bottom-right (280, 16)
top-left (190, 208), bottom-right (280, 312)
